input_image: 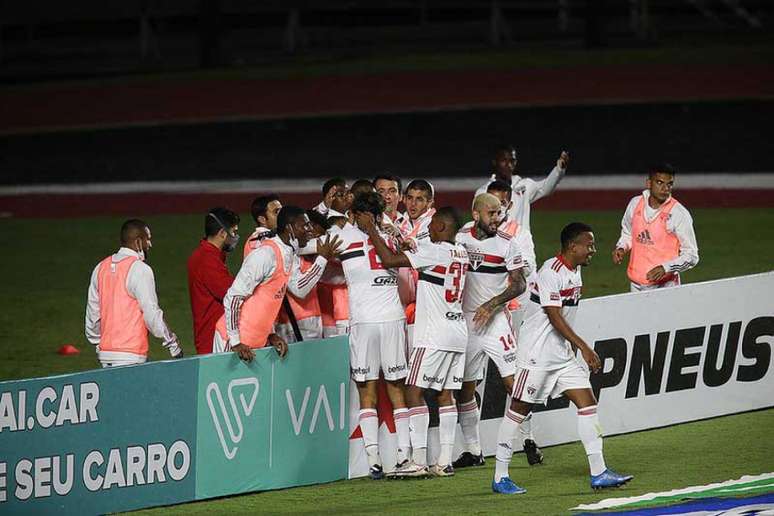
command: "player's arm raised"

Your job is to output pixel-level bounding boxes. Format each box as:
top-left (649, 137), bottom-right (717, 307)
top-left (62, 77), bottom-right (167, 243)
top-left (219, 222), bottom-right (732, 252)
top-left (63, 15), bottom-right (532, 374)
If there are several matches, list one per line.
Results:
top-left (355, 212), bottom-right (411, 268)
top-left (472, 268), bottom-right (526, 330)
top-left (544, 307), bottom-right (601, 373)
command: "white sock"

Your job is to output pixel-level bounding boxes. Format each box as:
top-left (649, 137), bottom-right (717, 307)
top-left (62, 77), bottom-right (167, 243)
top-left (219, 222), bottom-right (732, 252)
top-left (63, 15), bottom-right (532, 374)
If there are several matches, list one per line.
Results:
top-left (458, 398), bottom-right (481, 456)
top-left (359, 408), bottom-right (381, 467)
top-left (393, 408), bottom-right (411, 464)
top-left (494, 408), bottom-right (525, 482)
top-left (519, 412), bottom-right (535, 444)
top-left (577, 405), bottom-right (606, 476)
top-left (437, 404), bottom-right (458, 467)
top-left (408, 406), bottom-right (430, 466)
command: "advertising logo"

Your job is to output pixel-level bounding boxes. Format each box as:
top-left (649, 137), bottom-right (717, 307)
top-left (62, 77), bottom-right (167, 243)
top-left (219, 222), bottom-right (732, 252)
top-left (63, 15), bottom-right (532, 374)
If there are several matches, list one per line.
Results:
top-left (206, 378), bottom-right (259, 460)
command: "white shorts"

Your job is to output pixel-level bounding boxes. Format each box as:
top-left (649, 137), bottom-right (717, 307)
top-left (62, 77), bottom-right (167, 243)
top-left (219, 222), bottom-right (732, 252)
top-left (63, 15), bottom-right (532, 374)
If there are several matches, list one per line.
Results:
top-left (406, 323), bottom-right (415, 357)
top-left (406, 347), bottom-right (464, 392)
top-left (463, 310), bottom-right (517, 382)
top-left (512, 360), bottom-right (591, 404)
top-left (349, 320), bottom-right (408, 382)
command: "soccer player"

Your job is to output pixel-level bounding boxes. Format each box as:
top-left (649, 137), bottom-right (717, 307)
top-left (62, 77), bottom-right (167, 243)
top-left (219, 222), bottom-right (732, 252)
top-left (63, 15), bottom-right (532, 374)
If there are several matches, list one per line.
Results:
top-left (612, 164), bottom-right (699, 292)
top-left (336, 192), bottom-right (412, 480)
top-left (274, 209), bottom-right (329, 343)
top-left (453, 193), bottom-right (530, 468)
top-left (479, 180), bottom-right (544, 464)
top-left (85, 219), bottom-right (182, 367)
top-left (314, 177), bottom-right (348, 217)
top-left (492, 222), bottom-right (633, 494)
top-left (213, 207), bottom-right (341, 360)
top-left (399, 179), bottom-right (435, 245)
top-left (357, 207), bottom-right (469, 478)
top-left (244, 194), bottom-right (282, 257)
top-left (374, 174), bottom-right (405, 229)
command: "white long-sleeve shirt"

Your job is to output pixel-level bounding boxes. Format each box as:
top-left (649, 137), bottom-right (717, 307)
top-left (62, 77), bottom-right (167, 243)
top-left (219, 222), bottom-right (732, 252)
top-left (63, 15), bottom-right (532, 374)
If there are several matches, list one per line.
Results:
top-left (85, 247), bottom-right (178, 363)
top-left (223, 235), bottom-right (328, 346)
top-left (476, 164), bottom-right (566, 269)
top-left (616, 190), bottom-right (700, 276)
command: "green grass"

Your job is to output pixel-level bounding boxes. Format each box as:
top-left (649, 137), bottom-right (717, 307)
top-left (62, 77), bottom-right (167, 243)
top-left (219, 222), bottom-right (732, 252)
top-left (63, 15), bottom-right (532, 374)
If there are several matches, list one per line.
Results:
top-left (1, 207), bottom-right (772, 381)
top-left (128, 409), bottom-right (774, 515)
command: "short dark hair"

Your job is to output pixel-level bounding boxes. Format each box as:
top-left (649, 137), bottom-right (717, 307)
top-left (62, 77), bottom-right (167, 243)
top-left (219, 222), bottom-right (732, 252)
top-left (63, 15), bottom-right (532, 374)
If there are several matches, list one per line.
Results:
top-left (205, 207), bottom-right (240, 237)
top-left (434, 206), bottom-right (463, 234)
top-left (350, 179), bottom-right (375, 198)
top-left (486, 179), bottom-right (512, 197)
top-left (405, 179), bottom-right (434, 199)
top-left (322, 177), bottom-right (346, 197)
top-left (120, 219), bottom-right (149, 244)
top-left (306, 209), bottom-right (331, 231)
top-left (351, 191), bottom-right (384, 219)
top-left (373, 174), bottom-right (402, 193)
top-left (276, 206), bottom-right (306, 234)
top-left (250, 194), bottom-right (280, 224)
top-left (495, 144), bottom-right (516, 157)
top-left (561, 222), bottom-right (593, 250)
top-left (648, 163), bottom-right (677, 178)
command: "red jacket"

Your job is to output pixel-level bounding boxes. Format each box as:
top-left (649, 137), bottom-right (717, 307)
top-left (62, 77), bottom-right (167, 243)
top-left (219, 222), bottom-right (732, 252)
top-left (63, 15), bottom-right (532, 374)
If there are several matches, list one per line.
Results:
top-left (187, 240), bottom-right (234, 354)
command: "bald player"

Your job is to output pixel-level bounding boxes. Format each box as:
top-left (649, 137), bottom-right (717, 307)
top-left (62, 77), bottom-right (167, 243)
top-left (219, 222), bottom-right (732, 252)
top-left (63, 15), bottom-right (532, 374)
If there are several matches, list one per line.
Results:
top-left (453, 193), bottom-right (531, 469)
top-left (86, 219), bottom-right (182, 367)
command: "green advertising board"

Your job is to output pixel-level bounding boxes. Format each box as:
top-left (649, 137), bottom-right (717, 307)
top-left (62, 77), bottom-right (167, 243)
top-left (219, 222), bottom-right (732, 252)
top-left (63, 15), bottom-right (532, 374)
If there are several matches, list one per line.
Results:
top-left (0, 337), bottom-right (349, 514)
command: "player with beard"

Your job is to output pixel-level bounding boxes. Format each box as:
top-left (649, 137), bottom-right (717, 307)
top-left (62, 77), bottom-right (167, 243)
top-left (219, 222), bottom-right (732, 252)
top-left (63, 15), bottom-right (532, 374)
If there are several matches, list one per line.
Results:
top-left (453, 194), bottom-right (529, 470)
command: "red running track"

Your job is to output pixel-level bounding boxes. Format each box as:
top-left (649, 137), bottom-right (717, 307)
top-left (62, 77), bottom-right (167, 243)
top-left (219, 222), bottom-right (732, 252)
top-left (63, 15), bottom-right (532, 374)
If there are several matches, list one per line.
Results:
top-left (2, 189), bottom-right (772, 218)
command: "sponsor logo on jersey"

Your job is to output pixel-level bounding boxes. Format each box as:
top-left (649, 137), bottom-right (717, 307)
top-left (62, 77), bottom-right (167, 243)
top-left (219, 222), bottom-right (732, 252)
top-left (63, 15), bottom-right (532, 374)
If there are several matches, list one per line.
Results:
top-left (445, 311), bottom-right (464, 321)
top-left (387, 364), bottom-right (406, 374)
top-left (550, 292), bottom-right (560, 301)
top-left (372, 275), bottom-right (398, 286)
top-left (453, 376), bottom-right (464, 384)
top-left (350, 366), bottom-right (370, 375)
top-left (422, 374), bottom-right (445, 384)
top-left (504, 353), bottom-right (517, 363)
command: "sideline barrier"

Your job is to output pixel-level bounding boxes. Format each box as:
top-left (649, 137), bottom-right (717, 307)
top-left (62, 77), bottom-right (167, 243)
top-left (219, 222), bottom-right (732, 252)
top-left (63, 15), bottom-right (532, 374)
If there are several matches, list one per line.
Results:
top-left (0, 337), bottom-right (350, 515)
top-left (348, 272), bottom-right (774, 477)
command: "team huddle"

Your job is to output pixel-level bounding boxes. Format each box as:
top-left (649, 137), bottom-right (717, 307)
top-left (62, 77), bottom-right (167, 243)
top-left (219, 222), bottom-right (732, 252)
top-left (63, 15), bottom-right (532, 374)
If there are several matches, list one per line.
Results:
top-left (87, 145), bottom-right (699, 494)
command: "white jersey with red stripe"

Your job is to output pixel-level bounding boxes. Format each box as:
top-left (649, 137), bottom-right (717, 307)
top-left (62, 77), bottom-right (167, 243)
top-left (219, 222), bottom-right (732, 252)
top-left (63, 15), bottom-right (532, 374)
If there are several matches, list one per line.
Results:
top-left (335, 224), bottom-right (405, 324)
top-left (455, 223), bottom-right (527, 315)
top-left (406, 240), bottom-right (469, 352)
top-left (517, 255), bottom-right (583, 370)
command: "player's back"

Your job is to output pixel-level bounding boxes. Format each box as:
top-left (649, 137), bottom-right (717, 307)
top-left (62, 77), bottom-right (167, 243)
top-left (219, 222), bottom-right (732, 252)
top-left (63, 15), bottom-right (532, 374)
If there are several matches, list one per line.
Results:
top-left (337, 224), bottom-right (405, 324)
top-left (456, 223), bottom-right (523, 314)
top-left (410, 241), bottom-right (469, 352)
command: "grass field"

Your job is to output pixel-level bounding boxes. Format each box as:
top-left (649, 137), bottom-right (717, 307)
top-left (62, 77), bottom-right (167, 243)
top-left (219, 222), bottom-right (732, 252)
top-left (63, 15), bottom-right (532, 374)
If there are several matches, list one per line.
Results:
top-left (129, 409), bottom-right (774, 515)
top-left (1, 206), bottom-right (772, 514)
top-left (1, 207), bottom-right (773, 381)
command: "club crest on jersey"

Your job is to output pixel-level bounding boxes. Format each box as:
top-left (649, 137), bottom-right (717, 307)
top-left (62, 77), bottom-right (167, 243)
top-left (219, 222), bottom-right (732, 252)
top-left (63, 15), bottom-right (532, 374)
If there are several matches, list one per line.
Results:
top-left (468, 252), bottom-right (484, 270)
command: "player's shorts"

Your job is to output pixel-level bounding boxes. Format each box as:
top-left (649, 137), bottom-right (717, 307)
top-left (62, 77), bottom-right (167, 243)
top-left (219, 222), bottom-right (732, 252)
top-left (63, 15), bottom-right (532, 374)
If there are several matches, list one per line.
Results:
top-left (512, 360), bottom-right (591, 404)
top-left (406, 347), bottom-right (464, 392)
top-left (349, 319), bottom-right (408, 382)
top-left (462, 310), bottom-right (517, 382)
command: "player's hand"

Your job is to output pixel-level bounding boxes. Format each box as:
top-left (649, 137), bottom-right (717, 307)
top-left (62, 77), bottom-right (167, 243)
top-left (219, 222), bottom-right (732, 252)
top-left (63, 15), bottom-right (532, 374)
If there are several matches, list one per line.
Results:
top-left (557, 151), bottom-right (570, 170)
top-left (354, 212), bottom-right (376, 232)
top-left (646, 265), bottom-right (666, 282)
top-left (267, 333), bottom-right (288, 358)
top-left (167, 340), bottom-right (183, 359)
top-left (472, 301), bottom-right (498, 330)
top-left (316, 234), bottom-right (343, 260)
top-left (612, 247), bottom-right (627, 265)
top-left (401, 238), bottom-right (418, 253)
top-left (232, 343), bottom-right (255, 362)
top-left (581, 346), bottom-right (602, 373)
